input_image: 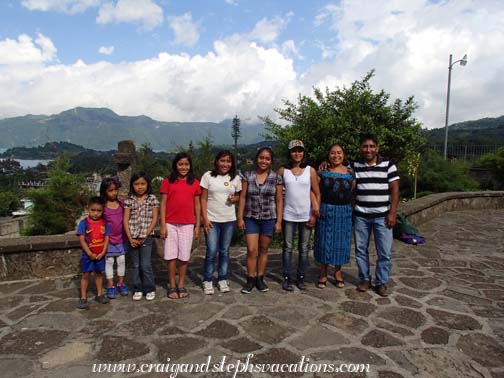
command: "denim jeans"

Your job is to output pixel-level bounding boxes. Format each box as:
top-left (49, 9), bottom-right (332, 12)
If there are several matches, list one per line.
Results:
top-left (282, 220), bottom-right (312, 278)
top-left (203, 221), bottom-right (236, 282)
top-left (129, 236), bottom-right (155, 293)
top-left (354, 216), bottom-right (393, 286)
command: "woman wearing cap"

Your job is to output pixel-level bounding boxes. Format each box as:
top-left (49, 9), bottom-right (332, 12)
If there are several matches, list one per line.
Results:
top-left (277, 140), bottom-right (320, 291)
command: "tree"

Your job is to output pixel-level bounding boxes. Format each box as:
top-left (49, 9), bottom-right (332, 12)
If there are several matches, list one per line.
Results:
top-left (0, 191), bottom-right (20, 217)
top-left (25, 156), bottom-right (88, 235)
top-left (231, 115), bottom-right (241, 165)
top-left (479, 147), bottom-right (504, 189)
top-left (263, 71), bottom-right (425, 165)
top-left (136, 143), bottom-right (168, 179)
top-left (192, 137), bottom-right (215, 178)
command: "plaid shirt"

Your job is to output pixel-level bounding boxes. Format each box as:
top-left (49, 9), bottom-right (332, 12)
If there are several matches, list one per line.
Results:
top-left (240, 170), bottom-right (283, 220)
top-left (124, 194), bottom-right (160, 238)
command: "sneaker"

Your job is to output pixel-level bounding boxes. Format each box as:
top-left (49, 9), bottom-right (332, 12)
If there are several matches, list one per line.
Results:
top-left (95, 295), bottom-right (110, 304)
top-left (203, 281), bottom-right (215, 295)
top-left (77, 298), bottom-right (89, 310)
top-left (282, 277), bottom-right (294, 291)
top-left (106, 286), bottom-right (116, 299)
top-left (357, 280), bottom-right (371, 292)
top-left (297, 276), bottom-right (307, 291)
top-left (256, 275), bottom-right (269, 293)
top-left (376, 284), bottom-right (388, 297)
top-left (145, 291), bottom-right (156, 301)
top-left (241, 277), bottom-right (256, 294)
top-left (132, 291), bottom-right (143, 301)
top-left (117, 284), bottom-right (129, 296)
top-left (217, 280), bottom-right (230, 293)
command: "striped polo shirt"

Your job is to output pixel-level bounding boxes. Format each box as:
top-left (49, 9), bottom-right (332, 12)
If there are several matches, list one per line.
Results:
top-left (351, 156), bottom-right (399, 217)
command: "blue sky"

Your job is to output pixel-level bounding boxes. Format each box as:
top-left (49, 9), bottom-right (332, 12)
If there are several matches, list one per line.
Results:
top-left (0, 0), bottom-right (503, 129)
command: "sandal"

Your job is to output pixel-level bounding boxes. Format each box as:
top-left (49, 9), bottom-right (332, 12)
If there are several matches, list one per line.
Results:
top-left (177, 287), bottom-right (189, 299)
top-left (167, 287), bottom-right (178, 299)
top-left (334, 280), bottom-right (345, 288)
top-left (317, 280), bottom-right (327, 289)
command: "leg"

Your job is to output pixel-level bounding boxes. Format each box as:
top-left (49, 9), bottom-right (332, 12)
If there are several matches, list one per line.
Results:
top-left (129, 246), bottom-right (142, 293)
top-left (95, 271), bottom-right (104, 296)
top-left (257, 234), bottom-right (272, 276)
top-left (318, 263), bottom-right (328, 288)
top-left (177, 260), bottom-right (189, 298)
top-left (354, 216), bottom-right (372, 283)
top-left (176, 224), bottom-right (194, 289)
top-left (217, 221), bottom-right (235, 281)
top-left (282, 220), bottom-right (295, 279)
top-left (116, 254), bottom-right (126, 286)
top-left (167, 259), bottom-right (178, 298)
top-left (334, 265), bottom-right (345, 288)
top-left (372, 217), bottom-right (394, 286)
top-left (139, 237), bottom-right (155, 294)
top-left (80, 272), bottom-right (90, 299)
top-left (105, 256), bottom-right (115, 287)
top-left (204, 223), bottom-right (220, 282)
top-left (245, 233), bottom-right (260, 276)
top-left (297, 222), bottom-right (312, 279)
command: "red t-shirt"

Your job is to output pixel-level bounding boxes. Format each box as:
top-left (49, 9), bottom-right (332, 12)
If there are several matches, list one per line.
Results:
top-left (160, 177), bottom-right (202, 224)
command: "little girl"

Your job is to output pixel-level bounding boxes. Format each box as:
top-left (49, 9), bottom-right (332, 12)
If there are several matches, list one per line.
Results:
top-left (160, 152), bottom-right (201, 299)
top-left (100, 177), bottom-right (129, 299)
top-left (123, 172), bottom-right (159, 301)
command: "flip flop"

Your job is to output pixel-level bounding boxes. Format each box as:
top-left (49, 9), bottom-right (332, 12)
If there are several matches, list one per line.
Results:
top-left (167, 287), bottom-right (178, 299)
top-left (317, 280), bottom-right (327, 289)
top-left (334, 280), bottom-right (345, 288)
top-left (177, 287), bottom-right (189, 299)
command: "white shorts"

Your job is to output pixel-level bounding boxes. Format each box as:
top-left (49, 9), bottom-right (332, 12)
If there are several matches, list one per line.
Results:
top-left (163, 223), bottom-right (194, 262)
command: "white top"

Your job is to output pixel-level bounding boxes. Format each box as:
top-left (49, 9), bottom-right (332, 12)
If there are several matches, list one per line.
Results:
top-left (282, 166), bottom-right (311, 222)
top-left (200, 171), bottom-right (242, 222)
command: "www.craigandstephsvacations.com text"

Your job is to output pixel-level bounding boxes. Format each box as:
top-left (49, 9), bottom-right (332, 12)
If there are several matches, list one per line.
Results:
top-left (92, 354), bottom-right (371, 377)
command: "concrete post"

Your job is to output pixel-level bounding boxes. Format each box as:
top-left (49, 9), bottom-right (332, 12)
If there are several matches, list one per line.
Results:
top-left (114, 140), bottom-right (136, 199)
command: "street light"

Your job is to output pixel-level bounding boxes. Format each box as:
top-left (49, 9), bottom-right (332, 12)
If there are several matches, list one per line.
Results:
top-left (443, 53), bottom-right (468, 159)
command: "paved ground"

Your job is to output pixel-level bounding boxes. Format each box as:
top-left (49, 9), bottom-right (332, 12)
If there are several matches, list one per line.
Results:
top-left (1, 209), bottom-right (504, 378)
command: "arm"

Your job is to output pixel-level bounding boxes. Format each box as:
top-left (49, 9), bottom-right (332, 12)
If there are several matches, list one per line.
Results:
top-left (237, 180), bottom-right (248, 231)
top-left (200, 188), bottom-right (212, 234)
top-left (274, 183), bottom-right (283, 233)
top-left (123, 207), bottom-right (138, 248)
top-left (96, 235), bottom-right (109, 260)
top-left (159, 193), bottom-right (168, 239)
top-left (386, 179), bottom-right (400, 228)
top-left (79, 234), bottom-right (95, 260)
top-left (310, 167), bottom-right (321, 217)
top-left (194, 195), bottom-right (201, 239)
top-left (146, 205), bottom-right (159, 237)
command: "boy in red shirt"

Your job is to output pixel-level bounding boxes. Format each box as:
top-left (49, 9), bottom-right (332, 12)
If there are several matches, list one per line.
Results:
top-left (76, 197), bottom-right (110, 309)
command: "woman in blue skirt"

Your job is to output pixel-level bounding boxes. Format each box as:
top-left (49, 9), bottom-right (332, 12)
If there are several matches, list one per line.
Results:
top-left (314, 144), bottom-right (355, 288)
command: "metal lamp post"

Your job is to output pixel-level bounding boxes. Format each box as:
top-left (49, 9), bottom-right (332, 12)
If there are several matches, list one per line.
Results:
top-left (443, 53), bottom-right (467, 159)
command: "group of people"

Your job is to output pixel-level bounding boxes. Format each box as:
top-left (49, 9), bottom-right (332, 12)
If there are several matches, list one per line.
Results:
top-left (76, 133), bottom-right (399, 309)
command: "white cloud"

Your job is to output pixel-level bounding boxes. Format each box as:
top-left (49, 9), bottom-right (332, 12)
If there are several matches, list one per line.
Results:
top-left (98, 45), bottom-right (114, 55)
top-left (248, 15), bottom-right (290, 43)
top-left (308, 0), bottom-right (504, 128)
top-left (96, 0), bottom-right (163, 31)
top-left (0, 33), bottom-right (298, 123)
top-left (0, 33), bottom-right (57, 64)
top-left (224, 0), bottom-right (238, 5)
top-left (21, 0), bottom-right (101, 14)
top-left (168, 12), bottom-right (199, 47)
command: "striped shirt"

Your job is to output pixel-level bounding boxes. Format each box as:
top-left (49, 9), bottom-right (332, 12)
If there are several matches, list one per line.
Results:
top-left (351, 156), bottom-right (399, 217)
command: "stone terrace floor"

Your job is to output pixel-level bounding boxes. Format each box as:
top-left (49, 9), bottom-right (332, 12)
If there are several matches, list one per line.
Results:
top-left (1, 209), bottom-right (504, 378)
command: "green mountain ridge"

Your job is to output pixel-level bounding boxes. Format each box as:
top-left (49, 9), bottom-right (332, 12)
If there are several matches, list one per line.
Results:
top-left (0, 107), bottom-right (266, 150)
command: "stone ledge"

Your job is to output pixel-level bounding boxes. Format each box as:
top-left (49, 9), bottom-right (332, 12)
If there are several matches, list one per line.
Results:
top-left (0, 234), bottom-right (80, 255)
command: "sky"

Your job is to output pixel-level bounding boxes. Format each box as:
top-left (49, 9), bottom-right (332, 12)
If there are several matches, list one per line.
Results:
top-left (0, 0), bottom-right (503, 129)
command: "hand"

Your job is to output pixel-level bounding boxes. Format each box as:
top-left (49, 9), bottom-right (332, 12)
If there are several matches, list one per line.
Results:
top-left (228, 193), bottom-right (239, 204)
top-left (194, 226), bottom-right (200, 240)
top-left (87, 252), bottom-right (96, 260)
top-left (312, 207), bottom-right (320, 218)
top-left (306, 215), bottom-right (317, 228)
top-left (159, 226), bottom-right (167, 240)
top-left (386, 212), bottom-right (397, 229)
top-left (274, 221), bottom-right (282, 234)
top-left (129, 239), bottom-right (140, 248)
top-left (237, 218), bottom-right (245, 231)
top-left (203, 219), bottom-right (212, 235)
top-left (318, 160), bottom-right (329, 171)
top-left (96, 252), bottom-right (105, 260)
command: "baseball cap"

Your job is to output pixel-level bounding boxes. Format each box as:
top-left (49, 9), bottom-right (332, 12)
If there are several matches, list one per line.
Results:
top-left (288, 139), bottom-right (304, 150)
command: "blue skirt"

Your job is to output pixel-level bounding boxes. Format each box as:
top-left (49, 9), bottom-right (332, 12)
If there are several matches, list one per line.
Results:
top-left (314, 202), bottom-right (352, 265)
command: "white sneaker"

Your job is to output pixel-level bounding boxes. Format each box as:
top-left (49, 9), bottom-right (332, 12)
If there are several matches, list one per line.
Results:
top-left (145, 291), bottom-right (156, 301)
top-left (203, 281), bottom-right (214, 295)
top-left (218, 280), bottom-right (230, 293)
top-left (132, 291), bottom-right (143, 301)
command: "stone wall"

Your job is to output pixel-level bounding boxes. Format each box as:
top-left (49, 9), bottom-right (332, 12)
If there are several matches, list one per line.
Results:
top-left (0, 216), bottom-right (29, 238)
top-left (1, 191), bottom-right (503, 282)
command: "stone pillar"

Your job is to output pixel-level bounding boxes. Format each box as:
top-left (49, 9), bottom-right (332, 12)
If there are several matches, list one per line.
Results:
top-left (114, 140), bottom-right (137, 199)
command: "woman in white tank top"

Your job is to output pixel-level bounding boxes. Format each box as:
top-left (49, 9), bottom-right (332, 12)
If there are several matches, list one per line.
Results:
top-left (277, 140), bottom-right (320, 291)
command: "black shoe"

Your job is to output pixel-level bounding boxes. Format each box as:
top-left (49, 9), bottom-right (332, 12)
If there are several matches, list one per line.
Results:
top-left (256, 275), bottom-right (269, 293)
top-left (282, 277), bottom-right (294, 291)
top-left (241, 277), bottom-right (256, 294)
top-left (95, 295), bottom-right (110, 304)
top-left (77, 298), bottom-right (89, 310)
top-left (297, 276), bottom-right (307, 291)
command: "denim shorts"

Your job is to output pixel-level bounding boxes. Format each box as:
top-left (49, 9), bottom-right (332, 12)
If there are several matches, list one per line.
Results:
top-left (244, 217), bottom-right (276, 236)
top-left (81, 252), bottom-right (105, 273)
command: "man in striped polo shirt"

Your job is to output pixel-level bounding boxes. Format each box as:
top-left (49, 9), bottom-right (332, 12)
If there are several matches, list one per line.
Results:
top-left (351, 133), bottom-right (400, 297)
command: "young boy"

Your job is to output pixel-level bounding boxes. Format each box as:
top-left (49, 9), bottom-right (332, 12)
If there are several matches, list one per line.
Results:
top-left (76, 196), bottom-right (110, 309)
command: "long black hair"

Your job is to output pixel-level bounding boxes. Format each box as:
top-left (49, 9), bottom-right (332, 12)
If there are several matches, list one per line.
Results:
top-left (255, 146), bottom-right (274, 164)
top-left (168, 152), bottom-right (195, 184)
top-left (99, 176), bottom-right (121, 202)
top-left (284, 147), bottom-right (308, 169)
top-left (129, 172), bottom-right (153, 196)
top-left (210, 150), bottom-right (236, 180)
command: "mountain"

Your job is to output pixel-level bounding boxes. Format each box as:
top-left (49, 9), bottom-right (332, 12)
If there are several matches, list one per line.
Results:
top-left (424, 116), bottom-right (504, 145)
top-left (0, 107), bottom-right (267, 150)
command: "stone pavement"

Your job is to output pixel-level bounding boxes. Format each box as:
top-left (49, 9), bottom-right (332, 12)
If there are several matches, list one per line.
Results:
top-left (1, 209), bottom-right (503, 378)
